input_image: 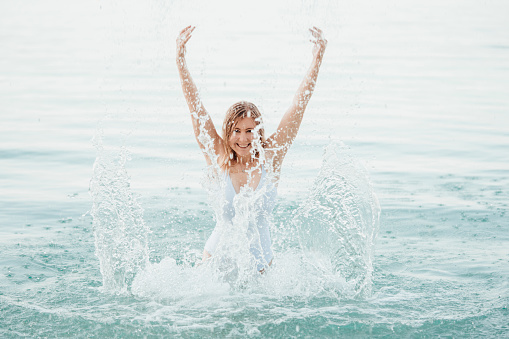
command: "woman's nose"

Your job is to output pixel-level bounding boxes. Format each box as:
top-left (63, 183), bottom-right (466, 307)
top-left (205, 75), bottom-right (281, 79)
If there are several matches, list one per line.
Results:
top-left (239, 132), bottom-right (250, 142)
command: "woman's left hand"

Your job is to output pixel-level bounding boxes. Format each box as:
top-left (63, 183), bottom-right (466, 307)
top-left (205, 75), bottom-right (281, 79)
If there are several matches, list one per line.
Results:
top-left (176, 25), bottom-right (195, 59)
top-left (310, 27), bottom-right (327, 59)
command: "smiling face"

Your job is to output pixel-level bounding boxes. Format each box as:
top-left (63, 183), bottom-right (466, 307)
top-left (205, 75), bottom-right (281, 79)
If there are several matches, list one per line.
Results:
top-left (229, 117), bottom-right (257, 158)
top-left (221, 101), bottom-right (265, 169)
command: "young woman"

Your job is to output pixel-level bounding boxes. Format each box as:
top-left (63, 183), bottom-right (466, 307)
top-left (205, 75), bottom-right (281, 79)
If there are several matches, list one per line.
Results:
top-left (176, 25), bottom-right (327, 272)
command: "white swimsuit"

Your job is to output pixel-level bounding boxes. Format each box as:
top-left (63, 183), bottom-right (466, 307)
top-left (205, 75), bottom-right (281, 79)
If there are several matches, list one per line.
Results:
top-left (204, 165), bottom-right (277, 271)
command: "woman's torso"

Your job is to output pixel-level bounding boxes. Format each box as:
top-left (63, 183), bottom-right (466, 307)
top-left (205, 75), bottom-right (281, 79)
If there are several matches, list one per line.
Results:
top-left (216, 164), bottom-right (277, 270)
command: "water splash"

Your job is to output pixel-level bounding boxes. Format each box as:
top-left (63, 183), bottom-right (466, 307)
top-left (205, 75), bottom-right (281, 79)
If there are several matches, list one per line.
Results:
top-left (129, 142), bottom-right (380, 301)
top-left (90, 118), bottom-right (378, 299)
top-left (292, 142), bottom-right (380, 298)
top-left (89, 132), bottom-right (151, 293)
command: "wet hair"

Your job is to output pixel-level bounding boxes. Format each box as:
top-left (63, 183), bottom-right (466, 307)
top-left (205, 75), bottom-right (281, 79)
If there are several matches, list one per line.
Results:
top-left (221, 101), bottom-right (265, 171)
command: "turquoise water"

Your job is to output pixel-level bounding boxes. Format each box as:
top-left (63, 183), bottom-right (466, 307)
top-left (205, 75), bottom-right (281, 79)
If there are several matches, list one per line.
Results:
top-left (1, 0), bottom-right (508, 337)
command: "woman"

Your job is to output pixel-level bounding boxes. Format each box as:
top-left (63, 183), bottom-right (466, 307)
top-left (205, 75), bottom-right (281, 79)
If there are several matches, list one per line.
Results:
top-left (176, 25), bottom-right (327, 272)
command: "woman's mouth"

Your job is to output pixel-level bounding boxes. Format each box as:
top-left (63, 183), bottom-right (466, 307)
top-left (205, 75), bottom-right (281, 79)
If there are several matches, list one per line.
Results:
top-left (237, 143), bottom-right (251, 149)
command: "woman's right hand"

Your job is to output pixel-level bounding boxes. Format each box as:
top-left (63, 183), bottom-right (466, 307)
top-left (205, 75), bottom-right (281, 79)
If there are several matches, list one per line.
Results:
top-left (176, 25), bottom-right (195, 60)
top-left (309, 26), bottom-right (327, 60)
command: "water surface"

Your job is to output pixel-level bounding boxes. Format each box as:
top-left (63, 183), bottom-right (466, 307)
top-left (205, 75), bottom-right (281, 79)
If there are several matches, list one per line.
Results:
top-left (1, 0), bottom-right (508, 337)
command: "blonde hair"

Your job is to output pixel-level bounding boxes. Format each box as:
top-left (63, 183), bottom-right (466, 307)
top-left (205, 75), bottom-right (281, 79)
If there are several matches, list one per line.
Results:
top-left (221, 101), bottom-right (265, 171)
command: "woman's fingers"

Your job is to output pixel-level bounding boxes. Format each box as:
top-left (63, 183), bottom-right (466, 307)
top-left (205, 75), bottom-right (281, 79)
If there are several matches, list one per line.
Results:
top-left (309, 26), bottom-right (324, 40)
top-left (179, 25), bottom-right (190, 34)
top-left (309, 26), bottom-right (326, 50)
top-left (309, 27), bottom-right (327, 58)
top-left (177, 26), bottom-right (195, 46)
top-left (178, 25), bottom-right (192, 38)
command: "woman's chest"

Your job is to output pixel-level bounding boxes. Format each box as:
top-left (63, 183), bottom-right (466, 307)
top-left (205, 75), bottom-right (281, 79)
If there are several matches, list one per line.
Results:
top-left (229, 168), bottom-right (262, 194)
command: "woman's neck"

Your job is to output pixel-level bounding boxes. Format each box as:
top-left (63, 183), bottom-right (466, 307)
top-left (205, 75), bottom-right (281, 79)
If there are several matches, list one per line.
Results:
top-left (231, 156), bottom-right (258, 173)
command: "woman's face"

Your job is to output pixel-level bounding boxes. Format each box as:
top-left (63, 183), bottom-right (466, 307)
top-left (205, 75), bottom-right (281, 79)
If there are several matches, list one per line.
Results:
top-left (229, 117), bottom-right (257, 158)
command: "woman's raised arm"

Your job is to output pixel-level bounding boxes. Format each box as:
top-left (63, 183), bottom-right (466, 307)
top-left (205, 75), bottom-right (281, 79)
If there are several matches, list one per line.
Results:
top-left (266, 27), bottom-right (327, 171)
top-left (176, 26), bottom-right (223, 165)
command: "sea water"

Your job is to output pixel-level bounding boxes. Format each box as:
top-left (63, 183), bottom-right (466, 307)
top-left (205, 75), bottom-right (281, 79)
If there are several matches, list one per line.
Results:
top-left (1, 0), bottom-right (508, 337)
